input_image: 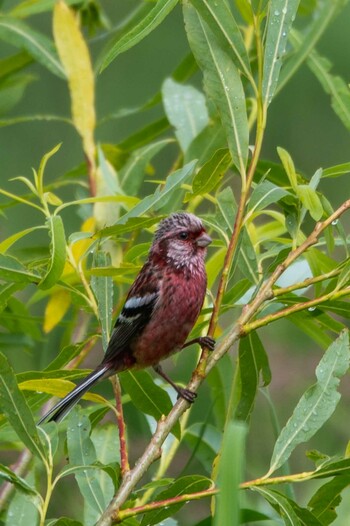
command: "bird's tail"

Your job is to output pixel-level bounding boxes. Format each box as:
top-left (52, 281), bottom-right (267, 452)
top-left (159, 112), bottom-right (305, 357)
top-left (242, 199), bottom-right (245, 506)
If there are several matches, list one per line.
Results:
top-left (37, 366), bottom-right (109, 424)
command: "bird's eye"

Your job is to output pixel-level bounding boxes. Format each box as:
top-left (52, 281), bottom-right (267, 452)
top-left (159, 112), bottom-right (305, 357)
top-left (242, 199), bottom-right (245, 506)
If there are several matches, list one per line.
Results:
top-left (178, 231), bottom-right (189, 240)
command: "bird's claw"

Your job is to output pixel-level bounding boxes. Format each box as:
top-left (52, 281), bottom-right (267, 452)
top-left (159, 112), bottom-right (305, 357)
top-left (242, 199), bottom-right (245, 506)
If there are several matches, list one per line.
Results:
top-left (177, 388), bottom-right (197, 403)
top-left (198, 336), bottom-right (215, 351)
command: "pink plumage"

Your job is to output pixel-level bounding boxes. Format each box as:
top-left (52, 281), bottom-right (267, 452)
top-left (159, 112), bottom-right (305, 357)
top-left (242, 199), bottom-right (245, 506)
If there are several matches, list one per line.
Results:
top-left (38, 212), bottom-right (213, 424)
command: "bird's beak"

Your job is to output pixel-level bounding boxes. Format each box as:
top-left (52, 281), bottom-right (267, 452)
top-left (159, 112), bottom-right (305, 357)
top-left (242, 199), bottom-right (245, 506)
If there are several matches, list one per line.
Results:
top-left (196, 232), bottom-right (212, 247)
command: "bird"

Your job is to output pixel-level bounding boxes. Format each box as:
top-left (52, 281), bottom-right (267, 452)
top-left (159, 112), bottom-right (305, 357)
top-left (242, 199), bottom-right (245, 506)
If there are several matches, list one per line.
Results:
top-left (38, 212), bottom-right (214, 424)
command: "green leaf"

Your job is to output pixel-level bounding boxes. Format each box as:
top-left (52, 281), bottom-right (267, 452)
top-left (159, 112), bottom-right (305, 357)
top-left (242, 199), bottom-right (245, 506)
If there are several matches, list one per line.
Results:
top-left (183, 1), bottom-right (249, 176)
top-left (268, 330), bottom-right (350, 476)
top-left (214, 422), bottom-right (246, 526)
top-left (120, 370), bottom-right (181, 439)
top-left (0, 254), bottom-right (39, 283)
top-left (162, 78), bottom-right (209, 152)
top-left (184, 423), bottom-right (222, 472)
top-left (98, 160), bottom-right (197, 235)
top-left (308, 475), bottom-right (350, 525)
top-left (277, 2), bottom-right (342, 93)
top-left (290, 28), bottom-right (350, 131)
top-left (0, 73), bottom-right (35, 115)
top-left (235, 228), bottom-right (259, 284)
top-left (262, 0), bottom-right (300, 106)
top-left (5, 472), bottom-right (39, 525)
top-left (277, 147), bottom-right (298, 192)
top-left (323, 162), bottom-right (350, 178)
top-left (39, 215), bottom-right (66, 290)
top-left (296, 185), bottom-right (323, 221)
top-left (189, 0), bottom-right (252, 79)
top-left (0, 352), bottom-right (47, 463)
top-left (141, 475), bottom-right (212, 525)
top-left (0, 17), bottom-right (65, 78)
top-left (189, 148), bottom-right (231, 199)
top-left (207, 354), bottom-right (234, 428)
top-left (235, 332), bottom-right (271, 423)
top-left (0, 283), bottom-right (26, 313)
top-left (91, 251), bottom-right (113, 351)
top-left (0, 463), bottom-right (39, 498)
top-left (99, 0), bottom-right (178, 72)
top-left (253, 488), bottom-right (301, 526)
top-left (66, 411), bottom-right (111, 514)
top-left (184, 118), bottom-right (227, 167)
top-left (0, 226), bottom-right (44, 253)
top-left (248, 181), bottom-right (290, 215)
top-left (0, 51), bottom-right (32, 79)
top-left (120, 139), bottom-right (172, 194)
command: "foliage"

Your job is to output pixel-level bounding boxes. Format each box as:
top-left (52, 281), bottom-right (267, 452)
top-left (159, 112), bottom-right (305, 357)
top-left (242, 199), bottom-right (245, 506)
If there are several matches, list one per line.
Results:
top-left (1, 0), bottom-right (350, 525)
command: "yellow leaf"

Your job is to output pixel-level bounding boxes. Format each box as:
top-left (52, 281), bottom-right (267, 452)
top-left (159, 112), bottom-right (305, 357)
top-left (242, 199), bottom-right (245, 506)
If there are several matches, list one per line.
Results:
top-left (71, 217), bottom-right (96, 264)
top-left (43, 289), bottom-right (71, 333)
top-left (53, 1), bottom-right (96, 165)
top-left (19, 378), bottom-right (107, 405)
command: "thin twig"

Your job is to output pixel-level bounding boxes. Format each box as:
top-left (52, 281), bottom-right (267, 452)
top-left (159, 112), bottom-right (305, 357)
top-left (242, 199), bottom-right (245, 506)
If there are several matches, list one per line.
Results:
top-left (110, 376), bottom-right (130, 476)
top-left (97, 199), bottom-right (350, 525)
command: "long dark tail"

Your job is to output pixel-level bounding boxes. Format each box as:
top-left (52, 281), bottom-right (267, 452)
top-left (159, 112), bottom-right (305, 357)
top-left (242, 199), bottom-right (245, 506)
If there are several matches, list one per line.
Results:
top-left (38, 366), bottom-right (109, 424)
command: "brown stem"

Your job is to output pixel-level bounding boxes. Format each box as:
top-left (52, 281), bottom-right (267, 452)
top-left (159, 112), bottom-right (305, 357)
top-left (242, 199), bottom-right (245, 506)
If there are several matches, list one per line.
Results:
top-left (97, 201), bottom-right (350, 525)
top-left (110, 376), bottom-right (130, 476)
top-left (242, 286), bottom-right (350, 334)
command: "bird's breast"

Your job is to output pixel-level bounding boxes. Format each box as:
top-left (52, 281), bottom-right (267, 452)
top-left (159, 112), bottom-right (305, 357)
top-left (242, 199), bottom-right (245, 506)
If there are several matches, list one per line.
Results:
top-left (131, 268), bottom-right (206, 367)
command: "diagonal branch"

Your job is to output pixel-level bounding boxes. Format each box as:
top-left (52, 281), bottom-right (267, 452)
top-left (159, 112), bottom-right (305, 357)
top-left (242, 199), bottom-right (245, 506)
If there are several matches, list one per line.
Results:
top-left (97, 198), bottom-right (350, 524)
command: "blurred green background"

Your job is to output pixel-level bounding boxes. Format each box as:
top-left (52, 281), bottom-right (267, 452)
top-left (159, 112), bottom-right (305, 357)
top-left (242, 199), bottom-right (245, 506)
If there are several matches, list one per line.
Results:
top-left (1, 1), bottom-right (350, 523)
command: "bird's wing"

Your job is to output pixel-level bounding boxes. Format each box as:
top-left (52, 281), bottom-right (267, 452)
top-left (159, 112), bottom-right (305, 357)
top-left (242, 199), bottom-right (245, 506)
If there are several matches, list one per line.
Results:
top-left (102, 281), bottom-right (159, 365)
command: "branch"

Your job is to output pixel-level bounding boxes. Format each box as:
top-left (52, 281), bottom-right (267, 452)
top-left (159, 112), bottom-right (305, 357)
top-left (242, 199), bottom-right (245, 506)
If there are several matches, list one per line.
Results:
top-left (98, 201), bottom-right (350, 524)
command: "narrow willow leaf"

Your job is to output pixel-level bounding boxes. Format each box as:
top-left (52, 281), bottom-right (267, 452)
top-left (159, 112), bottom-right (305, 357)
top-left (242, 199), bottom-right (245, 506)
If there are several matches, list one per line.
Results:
top-left (268, 330), bottom-right (350, 476)
top-left (120, 370), bottom-right (181, 439)
top-left (214, 422), bottom-right (246, 526)
top-left (323, 162), bottom-right (350, 178)
top-left (0, 464), bottom-right (39, 498)
top-left (253, 488), bottom-right (301, 526)
top-left (235, 333), bottom-right (271, 423)
top-left (99, 0), bottom-right (178, 72)
top-left (248, 181), bottom-right (290, 214)
top-left (277, 147), bottom-right (298, 192)
top-left (216, 186), bottom-right (236, 234)
top-left (91, 251), bottom-right (113, 351)
top-left (308, 475), bottom-right (350, 524)
top-left (184, 118), bottom-right (227, 167)
top-left (162, 78), bottom-right (209, 152)
top-left (0, 51), bottom-right (32, 78)
top-left (0, 352), bottom-right (46, 462)
top-left (184, 423), bottom-right (222, 472)
top-left (183, 2), bottom-right (249, 176)
top-left (0, 254), bottom-right (39, 283)
top-left (262, 0), bottom-right (300, 106)
top-left (235, 228), bottom-right (259, 284)
top-left (94, 145), bottom-right (124, 228)
top-left (288, 28), bottom-right (350, 131)
top-left (66, 411), bottom-right (110, 514)
top-left (120, 139), bottom-right (172, 194)
top-left (277, 2), bottom-right (342, 93)
top-left (100, 160), bottom-right (197, 231)
top-left (0, 73), bottom-right (34, 114)
top-left (19, 378), bottom-right (108, 406)
top-left (297, 185), bottom-right (323, 221)
top-left (207, 354), bottom-right (233, 428)
top-left (0, 283), bottom-right (25, 312)
top-left (189, 0), bottom-right (251, 79)
top-left (5, 473), bottom-right (39, 526)
top-left (53, 1), bottom-right (95, 162)
top-left (0, 17), bottom-right (65, 78)
top-left (141, 475), bottom-right (212, 526)
top-left (39, 215), bottom-right (66, 290)
top-left (189, 148), bottom-right (231, 199)
top-left (43, 289), bottom-right (71, 333)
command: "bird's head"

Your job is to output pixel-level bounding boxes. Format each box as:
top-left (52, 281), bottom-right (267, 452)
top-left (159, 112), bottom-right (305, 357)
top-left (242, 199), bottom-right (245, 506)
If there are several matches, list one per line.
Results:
top-left (151, 212), bottom-right (212, 271)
